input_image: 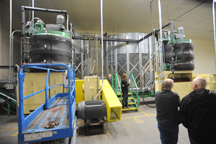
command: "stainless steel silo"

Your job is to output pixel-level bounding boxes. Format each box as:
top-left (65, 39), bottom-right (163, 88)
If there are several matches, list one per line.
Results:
top-left (106, 33), bottom-right (154, 90)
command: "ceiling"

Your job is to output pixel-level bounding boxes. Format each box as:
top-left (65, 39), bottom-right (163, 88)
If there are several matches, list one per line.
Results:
top-left (1, 0), bottom-right (214, 40)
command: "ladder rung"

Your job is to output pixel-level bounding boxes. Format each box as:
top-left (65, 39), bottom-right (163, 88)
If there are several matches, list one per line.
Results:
top-left (118, 97), bottom-right (134, 100)
top-left (122, 107), bottom-right (137, 111)
top-left (117, 93), bottom-right (132, 96)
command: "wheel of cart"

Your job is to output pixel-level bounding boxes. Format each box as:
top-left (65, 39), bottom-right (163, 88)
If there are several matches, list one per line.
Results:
top-left (18, 64), bottom-right (77, 144)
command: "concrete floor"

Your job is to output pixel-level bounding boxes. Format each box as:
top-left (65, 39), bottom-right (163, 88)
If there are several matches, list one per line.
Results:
top-left (0, 104), bottom-right (190, 144)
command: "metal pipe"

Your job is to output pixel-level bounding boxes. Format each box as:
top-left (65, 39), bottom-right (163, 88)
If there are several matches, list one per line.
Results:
top-left (106, 41), bottom-right (109, 78)
top-left (149, 38), bottom-right (153, 84)
top-left (150, 0), bottom-right (154, 35)
top-left (100, 0), bottom-right (104, 80)
top-left (67, 15), bottom-right (69, 31)
top-left (71, 39), bottom-right (73, 67)
top-left (22, 6), bottom-right (67, 22)
top-left (150, 0), bottom-right (157, 73)
top-left (94, 0), bottom-right (103, 100)
top-left (29, 0), bottom-right (31, 21)
top-left (81, 40), bottom-right (84, 79)
top-left (213, 0), bottom-right (216, 72)
top-left (9, 0), bottom-right (12, 82)
top-left (32, 0), bottom-right (34, 19)
top-left (96, 35), bottom-right (98, 78)
top-left (155, 39), bottom-right (158, 71)
top-left (115, 41), bottom-right (118, 74)
top-left (138, 35), bottom-right (142, 90)
top-left (21, 7), bottom-right (26, 65)
top-left (72, 23), bottom-right (170, 43)
top-left (158, 0), bottom-right (163, 72)
top-left (11, 30), bottom-right (21, 75)
top-left (170, 21), bottom-right (174, 44)
top-left (110, 40), bottom-right (113, 73)
top-left (88, 39), bottom-right (91, 75)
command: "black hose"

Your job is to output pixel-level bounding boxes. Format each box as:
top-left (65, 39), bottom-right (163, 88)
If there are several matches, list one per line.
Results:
top-left (1, 102), bottom-right (16, 113)
top-left (142, 91), bottom-right (156, 108)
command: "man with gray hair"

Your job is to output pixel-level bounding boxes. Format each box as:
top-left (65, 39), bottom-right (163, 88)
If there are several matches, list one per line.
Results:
top-left (179, 77), bottom-right (216, 144)
top-left (155, 79), bottom-right (180, 144)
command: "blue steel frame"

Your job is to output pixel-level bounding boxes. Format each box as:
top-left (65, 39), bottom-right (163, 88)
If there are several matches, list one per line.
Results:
top-left (18, 64), bottom-right (76, 144)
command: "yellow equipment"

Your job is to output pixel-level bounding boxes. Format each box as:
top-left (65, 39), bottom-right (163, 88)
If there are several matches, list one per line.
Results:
top-left (17, 72), bottom-right (63, 114)
top-left (101, 80), bottom-right (122, 122)
top-left (83, 76), bottom-right (100, 101)
top-left (155, 71), bottom-right (193, 99)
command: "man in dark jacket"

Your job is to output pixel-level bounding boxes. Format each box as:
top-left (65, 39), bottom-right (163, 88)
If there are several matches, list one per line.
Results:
top-left (155, 79), bottom-right (180, 144)
top-left (179, 77), bottom-right (216, 144)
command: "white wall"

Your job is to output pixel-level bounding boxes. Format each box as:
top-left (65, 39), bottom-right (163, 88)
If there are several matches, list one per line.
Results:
top-left (192, 39), bottom-right (215, 74)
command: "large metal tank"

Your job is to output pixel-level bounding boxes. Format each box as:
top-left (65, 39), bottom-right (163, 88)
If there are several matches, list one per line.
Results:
top-left (30, 34), bottom-right (72, 70)
top-left (107, 33), bottom-right (152, 87)
top-left (29, 16), bottom-right (72, 70)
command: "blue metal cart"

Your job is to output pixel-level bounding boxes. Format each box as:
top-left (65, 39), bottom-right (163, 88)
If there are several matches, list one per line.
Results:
top-left (18, 64), bottom-right (76, 144)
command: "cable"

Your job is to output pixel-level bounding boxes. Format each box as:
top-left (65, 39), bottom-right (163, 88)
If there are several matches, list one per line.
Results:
top-left (1, 103), bottom-right (16, 113)
top-left (173, 2), bottom-right (204, 21)
top-left (142, 91), bottom-right (156, 108)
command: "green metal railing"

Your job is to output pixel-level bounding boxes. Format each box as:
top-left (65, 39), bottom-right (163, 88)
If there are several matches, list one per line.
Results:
top-left (111, 73), bottom-right (122, 104)
top-left (127, 73), bottom-right (139, 98)
top-left (111, 73), bottom-right (139, 111)
top-left (0, 88), bottom-right (17, 116)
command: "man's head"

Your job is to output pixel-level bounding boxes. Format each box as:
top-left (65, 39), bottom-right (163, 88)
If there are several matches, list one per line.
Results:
top-left (161, 79), bottom-right (174, 91)
top-left (108, 74), bottom-right (111, 79)
top-left (192, 77), bottom-right (206, 90)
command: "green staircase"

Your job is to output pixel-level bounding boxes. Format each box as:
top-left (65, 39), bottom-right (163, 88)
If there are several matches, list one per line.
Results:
top-left (0, 88), bottom-right (17, 115)
top-left (111, 73), bottom-right (138, 112)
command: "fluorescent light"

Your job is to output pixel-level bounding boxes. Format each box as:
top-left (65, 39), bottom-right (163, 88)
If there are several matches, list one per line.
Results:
top-left (215, 0), bottom-right (216, 2)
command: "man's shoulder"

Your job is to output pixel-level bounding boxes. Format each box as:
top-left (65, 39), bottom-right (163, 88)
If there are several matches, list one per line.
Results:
top-left (155, 91), bottom-right (162, 95)
top-left (172, 91), bottom-right (179, 96)
top-left (181, 94), bottom-right (190, 103)
top-left (155, 91), bottom-right (178, 96)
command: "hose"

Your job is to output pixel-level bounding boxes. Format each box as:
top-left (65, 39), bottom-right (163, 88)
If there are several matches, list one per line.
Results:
top-left (142, 91), bottom-right (156, 108)
top-left (1, 102), bottom-right (16, 113)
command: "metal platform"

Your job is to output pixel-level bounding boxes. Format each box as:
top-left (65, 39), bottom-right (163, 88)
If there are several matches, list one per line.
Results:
top-left (18, 64), bottom-right (77, 144)
top-left (24, 97), bottom-right (69, 133)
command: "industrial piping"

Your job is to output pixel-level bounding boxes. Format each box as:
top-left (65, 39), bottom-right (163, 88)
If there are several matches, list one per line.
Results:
top-left (94, 0), bottom-right (104, 100)
top-left (213, 0), bottom-right (216, 71)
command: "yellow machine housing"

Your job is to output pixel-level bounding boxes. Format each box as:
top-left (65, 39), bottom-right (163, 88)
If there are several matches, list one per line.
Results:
top-left (17, 72), bottom-right (63, 114)
top-left (155, 71), bottom-right (193, 99)
top-left (83, 76), bottom-right (100, 101)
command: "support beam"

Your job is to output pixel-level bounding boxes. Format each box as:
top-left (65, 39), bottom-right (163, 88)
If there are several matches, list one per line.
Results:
top-left (213, 1), bottom-right (216, 72)
top-left (81, 40), bottom-right (84, 79)
top-left (106, 41), bottom-right (109, 78)
top-left (115, 42), bottom-right (118, 74)
top-left (138, 36), bottom-right (142, 91)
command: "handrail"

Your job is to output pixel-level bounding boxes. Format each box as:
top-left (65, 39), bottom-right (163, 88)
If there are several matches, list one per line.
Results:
top-left (127, 73), bottom-right (138, 98)
top-left (111, 73), bottom-right (122, 104)
top-left (18, 63), bottom-right (75, 134)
